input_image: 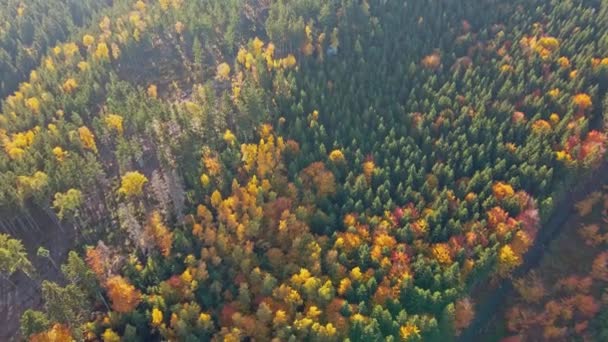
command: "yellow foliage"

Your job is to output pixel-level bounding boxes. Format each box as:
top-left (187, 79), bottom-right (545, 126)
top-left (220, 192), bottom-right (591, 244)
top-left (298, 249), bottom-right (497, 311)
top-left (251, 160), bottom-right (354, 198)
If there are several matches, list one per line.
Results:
top-left (30, 70), bottom-right (38, 82)
top-left (223, 129), bottom-right (236, 145)
top-left (282, 54), bottom-right (297, 69)
top-left (78, 126), bottom-right (98, 153)
top-left (432, 243), bottom-right (452, 265)
top-left (531, 119), bottom-right (552, 133)
top-left (537, 36), bottom-right (559, 51)
top-left (199, 312), bottom-right (211, 325)
top-left (329, 149), bottom-right (345, 163)
top-left (252, 37), bottom-right (264, 55)
top-left (465, 192), bottom-right (477, 203)
top-left (294, 317), bottom-right (314, 331)
top-left (259, 124), bottom-right (273, 138)
top-left (185, 101), bottom-right (200, 114)
top-left (422, 53), bottom-right (441, 70)
top-left (245, 52), bottom-right (255, 69)
top-left (493, 182), bottom-right (515, 200)
top-left (232, 85), bottom-right (241, 99)
top-left (18, 172), bottom-right (49, 197)
top-left (573, 93), bottom-right (592, 111)
top-left (63, 43), bottom-right (79, 59)
top-left (118, 171), bottom-right (148, 197)
top-left (101, 328), bottom-right (120, 342)
top-left (105, 276), bottom-right (142, 313)
top-left (111, 43), bottom-right (120, 59)
top-left (26, 97), bottom-right (40, 114)
top-left (147, 84), bottom-right (157, 98)
top-left (314, 323), bottom-right (337, 337)
top-left (203, 154), bottom-right (221, 176)
top-left (53, 146), bottom-right (68, 162)
top-left (200, 174), bottom-right (210, 187)
top-left (338, 278), bottom-right (352, 295)
top-left (505, 142), bottom-right (517, 153)
top-left (160, 0), bottom-right (170, 11)
top-left (105, 114), bottom-right (124, 135)
top-left (47, 124), bottom-right (59, 136)
top-left (44, 57), bottom-right (55, 71)
top-left (498, 245), bottom-right (521, 277)
top-left (210, 190), bottom-right (222, 207)
top-left (237, 48), bottom-right (248, 65)
top-left (302, 42), bottom-right (314, 56)
top-left (4, 128), bottom-right (37, 159)
top-left (557, 56), bottom-right (571, 68)
top-left (152, 308), bottom-right (163, 326)
top-left (135, 0), bottom-right (146, 11)
top-left (500, 64), bottom-right (513, 73)
top-left (556, 150), bottom-right (573, 163)
top-left (291, 268), bottom-right (312, 286)
top-left (343, 213), bottom-right (357, 228)
top-left (53, 189), bottom-right (82, 219)
top-left (351, 313), bottom-right (366, 323)
top-left (273, 310), bottom-right (288, 326)
top-left (363, 160), bottom-right (375, 183)
top-left (144, 211), bottom-right (175, 256)
top-left (265, 43), bottom-right (275, 58)
top-left (83, 34), bottom-right (95, 47)
top-left (399, 324), bottom-right (421, 341)
top-left (99, 16), bottom-right (111, 32)
top-left (180, 268), bottom-right (192, 284)
top-left (216, 63), bottom-right (231, 80)
top-left (511, 230), bottom-right (532, 256)
top-left (78, 61), bottom-right (90, 71)
top-left (306, 305), bottom-right (322, 319)
top-left (175, 21), bottom-right (184, 34)
top-left (129, 12), bottom-right (142, 26)
top-left (62, 78), bottom-right (78, 93)
top-left (95, 42), bottom-right (110, 60)
top-left (30, 324), bottom-right (74, 342)
top-left (7, 147), bottom-right (25, 160)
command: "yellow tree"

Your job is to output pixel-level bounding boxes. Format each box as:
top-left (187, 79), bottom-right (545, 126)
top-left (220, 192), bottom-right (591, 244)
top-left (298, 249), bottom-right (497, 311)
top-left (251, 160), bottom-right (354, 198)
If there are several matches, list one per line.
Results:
top-left (216, 63), bottom-right (231, 80)
top-left (83, 34), bottom-right (95, 47)
top-left (105, 275), bottom-right (141, 313)
top-left (145, 211), bottom-right (173, 257)
top-left (118, 171), bottom-right (148, 197)
top-left (498, 245), bottom-right (521, 277)
top-left (30, 324), bottom-right (74, 342)
top-left (105, 114), bottom-right (124, 135)
top-left (78, 126), bottom-right (98, 153)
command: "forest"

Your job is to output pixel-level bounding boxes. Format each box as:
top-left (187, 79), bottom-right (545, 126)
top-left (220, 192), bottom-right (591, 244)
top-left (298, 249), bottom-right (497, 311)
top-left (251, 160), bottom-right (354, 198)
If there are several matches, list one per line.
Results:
top-left (0, 0), bottom-right (608, 341)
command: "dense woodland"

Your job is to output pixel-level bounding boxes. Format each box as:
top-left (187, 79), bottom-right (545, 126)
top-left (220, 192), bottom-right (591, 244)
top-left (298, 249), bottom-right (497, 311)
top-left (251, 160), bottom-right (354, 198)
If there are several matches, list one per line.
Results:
top-left (0, 0), bottom-right (114, 99)
top-left (0, 0), bottom-right (607, 341)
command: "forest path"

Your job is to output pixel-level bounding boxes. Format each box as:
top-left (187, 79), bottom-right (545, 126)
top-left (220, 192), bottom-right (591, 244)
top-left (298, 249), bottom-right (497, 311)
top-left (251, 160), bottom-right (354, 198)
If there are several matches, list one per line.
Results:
top-left (461, 160), bottom-right (608, 341)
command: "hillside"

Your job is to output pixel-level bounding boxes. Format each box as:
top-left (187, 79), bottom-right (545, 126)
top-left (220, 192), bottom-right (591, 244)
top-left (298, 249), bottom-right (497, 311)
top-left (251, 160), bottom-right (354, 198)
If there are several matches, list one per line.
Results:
top-left (1, 0), bottom-right (608, 341)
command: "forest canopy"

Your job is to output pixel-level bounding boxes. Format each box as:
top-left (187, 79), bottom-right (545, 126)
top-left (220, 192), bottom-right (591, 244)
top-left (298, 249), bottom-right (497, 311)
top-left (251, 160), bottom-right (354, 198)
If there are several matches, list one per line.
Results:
top-left (0, 0), bottom-right (608, 341)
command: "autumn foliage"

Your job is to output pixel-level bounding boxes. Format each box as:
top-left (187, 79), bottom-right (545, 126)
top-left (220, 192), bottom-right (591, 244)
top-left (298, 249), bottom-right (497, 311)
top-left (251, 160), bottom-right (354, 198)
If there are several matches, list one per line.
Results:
top-left (7, 0), bottom-right (608, 341)
top-left (105, 276), bottom-right (141, 313)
